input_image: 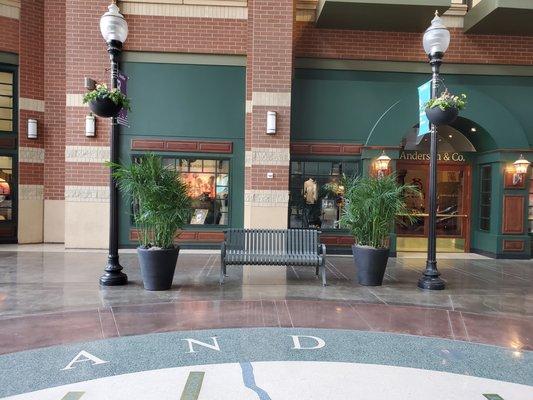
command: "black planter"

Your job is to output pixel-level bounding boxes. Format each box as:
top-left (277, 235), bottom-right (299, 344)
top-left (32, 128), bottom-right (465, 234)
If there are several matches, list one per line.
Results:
top-left (352, 245), bottom-right (390, 286)
top-left (425, 106), bottom-right (458, 126)
top-left (89, 97), bottom-right (122, 118)
top-left (137, 246), bottom-right (179, 291)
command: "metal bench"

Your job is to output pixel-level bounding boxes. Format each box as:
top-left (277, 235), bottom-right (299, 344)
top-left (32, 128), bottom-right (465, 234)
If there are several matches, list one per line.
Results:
top-left (220, 229), bottom-right (327, 286)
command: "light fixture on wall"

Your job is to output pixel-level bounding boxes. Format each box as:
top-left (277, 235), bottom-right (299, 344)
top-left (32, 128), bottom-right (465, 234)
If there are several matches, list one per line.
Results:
top-left (27, 119), bottom-right (38, 139)
top-left (85, 114), bottom-right (96, 137)
top-left (374, 150), bottom-right (391, 178)
top-left (512, 154), bottom-right (530, 185)
top-left (266, 111), bottom-right (276, 135)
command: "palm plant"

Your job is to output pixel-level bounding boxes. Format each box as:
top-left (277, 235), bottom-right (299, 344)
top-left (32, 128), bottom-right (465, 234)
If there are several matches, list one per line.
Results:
top-left (340, 174), bottom-right (420, 249)
top-left (108, 154), bottom-right (191, 249)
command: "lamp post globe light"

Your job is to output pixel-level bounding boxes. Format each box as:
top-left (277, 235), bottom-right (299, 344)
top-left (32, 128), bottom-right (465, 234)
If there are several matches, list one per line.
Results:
top-left (418, 11), bottom-right (449, 291)
top-left (99, 2), bottom-right (128, 286)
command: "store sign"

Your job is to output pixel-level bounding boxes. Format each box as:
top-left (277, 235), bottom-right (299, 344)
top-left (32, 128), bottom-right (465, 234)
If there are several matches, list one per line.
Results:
top-left (117, 71), bottom-right (129, 127)
top-left (399, 150), bottom-right (466, 162)
top-left (417, 80), bottom-right (432, 141)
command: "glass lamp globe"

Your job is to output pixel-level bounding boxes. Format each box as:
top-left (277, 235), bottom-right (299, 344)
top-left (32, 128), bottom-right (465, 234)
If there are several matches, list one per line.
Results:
top-left (375, 151), bottom-right (391, 172)
top-left (423, 11), bottom-right (450, 56)
top-left (513, 154), bottom-right (531, 175)
top-left (100, 3), bottom-right (128, 44)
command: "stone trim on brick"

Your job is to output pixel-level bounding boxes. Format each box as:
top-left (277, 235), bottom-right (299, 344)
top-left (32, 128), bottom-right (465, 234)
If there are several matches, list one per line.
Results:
top-left (19, 184), bottom-right (44, 200)
top-left (252, 92), bottom-right (291, 108)
top-left (245, 100), bottom-right (252, 114)
top-left (19, 147), bottom-right (45, 164)
top-left (65, 186), bottom-right (110, 202)
top-left (65, 145), bottom-right (110, 163)
top-left (66, 94), bottom-right (85, 107)
top-left (244, 189), bottom-right (289, 205)
top-left (121, 2), bottom-right (247, 19)
top-left (0, 0), bottom-right (20, 20)
top-left (19, 98), bottom-right (45, 113)
top-left (245, 147), bottom-right (290, 167)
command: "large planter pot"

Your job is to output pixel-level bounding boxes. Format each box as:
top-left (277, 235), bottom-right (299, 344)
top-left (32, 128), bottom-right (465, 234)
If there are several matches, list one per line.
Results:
top-left (352, 245), bottom-right (390, 286)
top-left (137, 246), bottom-right (179, 291)
top-left (425, 106), bottom-right (458, 126)
top-left (88, 97), bottom-right (122, 118)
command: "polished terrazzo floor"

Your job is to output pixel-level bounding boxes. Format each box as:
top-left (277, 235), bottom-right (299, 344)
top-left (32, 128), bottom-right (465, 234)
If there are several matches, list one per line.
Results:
top-left (0, 248), bottom-right (531, 398)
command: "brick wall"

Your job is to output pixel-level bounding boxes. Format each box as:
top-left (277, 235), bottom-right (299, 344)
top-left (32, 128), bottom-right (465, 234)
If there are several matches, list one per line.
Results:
top-left (295, 23), bottom-right (533, 65)
top-left (0, 16), bottom-right (19, 54)
top-left (125, 15), bottom-right (246, 54)
top-left (18, 0), bottom-right (44, 186)
top-left (44, 0), bottom-right (66, 200)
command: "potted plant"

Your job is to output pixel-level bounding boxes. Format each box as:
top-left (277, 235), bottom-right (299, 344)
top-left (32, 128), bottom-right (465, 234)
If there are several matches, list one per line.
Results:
top-left (108, 154), bottom-right (191, 291)
top-left (424, 90), bottom-right (467, 126)
top-left (340, 174), bottom-right (420, 286)
top-left (83, 83), bottom-right (130, 118)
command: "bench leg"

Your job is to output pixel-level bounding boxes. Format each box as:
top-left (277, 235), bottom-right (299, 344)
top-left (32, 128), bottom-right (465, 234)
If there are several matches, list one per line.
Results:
top-left (315, 265), bottom-right (319, 276)
top-left (321, 259), bottom-right (327, 286)
top-left (220, 259), bottom-right (226, 285)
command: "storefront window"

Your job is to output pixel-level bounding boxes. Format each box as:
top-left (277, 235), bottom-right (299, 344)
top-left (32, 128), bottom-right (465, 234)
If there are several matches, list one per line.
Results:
top-left (0, 71), bottom-right (14, 133)
top-left (132, 157), bottom-right (230, 226)
top-left (528, 170), bottom-right (533, 233)
top-left (479, 165), bottom-right (491, 231)
top-left (289, 160), bottom-right (359, 229)
top-left (0, 156), bottom-right (13, 221)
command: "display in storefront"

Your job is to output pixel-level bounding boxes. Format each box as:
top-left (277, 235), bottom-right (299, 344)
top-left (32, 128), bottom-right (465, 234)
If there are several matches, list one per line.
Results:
top-left (289, 161), bottom-right (358, 230)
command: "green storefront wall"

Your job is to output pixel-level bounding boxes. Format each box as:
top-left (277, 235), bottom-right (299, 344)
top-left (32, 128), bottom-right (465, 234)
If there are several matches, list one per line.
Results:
top-left (292, 68), bottom-right (533, 258)
top-left (118, 61), bottom-right (246, 248)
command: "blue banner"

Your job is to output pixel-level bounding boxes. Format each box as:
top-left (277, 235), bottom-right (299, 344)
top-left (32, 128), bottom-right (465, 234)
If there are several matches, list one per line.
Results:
top-left (418, 80), bottom-right (432, 140)
top-left (117, 71), bottom-right (129, 127)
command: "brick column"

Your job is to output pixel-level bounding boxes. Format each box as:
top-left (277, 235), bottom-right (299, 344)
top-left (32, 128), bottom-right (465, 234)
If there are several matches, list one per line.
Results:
top-left (43, 0), bottom-right (66, 243)
top-left (244, 0), bottom-right (294, 228)
top-left (18, 0), bottom-right (45, 244)
top-left (64, 0), bottom-right (111, 248)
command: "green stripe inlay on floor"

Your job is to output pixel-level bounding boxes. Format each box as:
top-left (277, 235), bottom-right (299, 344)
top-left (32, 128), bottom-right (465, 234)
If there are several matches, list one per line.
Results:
top-left (180, 372), bottom-right (205, 400)
top-left (483, 395), bottom-right (504, 400)
top-left (60, 392), bottom-right (84, 400)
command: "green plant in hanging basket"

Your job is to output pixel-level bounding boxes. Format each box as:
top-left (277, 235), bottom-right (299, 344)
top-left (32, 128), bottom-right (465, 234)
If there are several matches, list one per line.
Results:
top-left (83, 83), bottom-right (131, 118)
top-left (424, 90), bottom-right (467, 111)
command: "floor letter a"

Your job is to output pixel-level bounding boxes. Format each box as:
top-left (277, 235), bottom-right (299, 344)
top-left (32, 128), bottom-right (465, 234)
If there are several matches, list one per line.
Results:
top-left (62, 350), bottom-right (109, 371)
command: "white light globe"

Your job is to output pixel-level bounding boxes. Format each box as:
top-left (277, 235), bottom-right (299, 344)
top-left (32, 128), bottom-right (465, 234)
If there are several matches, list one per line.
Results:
top-left (100, 3), bottom-right (128, 44)
top-left (423, 12), bottom-right (450, 56)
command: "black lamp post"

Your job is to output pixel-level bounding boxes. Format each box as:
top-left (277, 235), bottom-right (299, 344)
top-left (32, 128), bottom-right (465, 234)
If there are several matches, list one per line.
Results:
top-left (99, 2), bottom-right (128, 286)
top-left (418, 11), bottom-right (449, 290)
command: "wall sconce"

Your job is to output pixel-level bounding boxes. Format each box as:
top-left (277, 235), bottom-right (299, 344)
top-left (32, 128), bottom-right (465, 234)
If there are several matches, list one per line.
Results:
top-left (374, 150), bottom-right (391, 178)
top-left (266, 111), bottom-right (276, 135)
top-left (85, 113), bottom-right (96, 137)
top-left (27, 119), bottom-right (37, 139)
top-left (512, 154), bottom-right (530, 185)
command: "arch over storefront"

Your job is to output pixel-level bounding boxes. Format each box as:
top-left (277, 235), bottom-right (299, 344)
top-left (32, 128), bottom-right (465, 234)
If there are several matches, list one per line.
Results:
top-left (366, 88), bottom-right (529, 151)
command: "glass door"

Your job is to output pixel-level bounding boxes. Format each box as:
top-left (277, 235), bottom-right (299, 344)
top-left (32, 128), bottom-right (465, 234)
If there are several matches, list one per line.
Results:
top-left (396, 162), bottom-right (470, 252)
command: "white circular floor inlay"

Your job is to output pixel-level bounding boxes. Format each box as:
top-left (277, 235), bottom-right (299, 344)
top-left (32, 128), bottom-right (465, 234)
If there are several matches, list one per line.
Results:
top-left (4, 361), bottom-right (532, 400)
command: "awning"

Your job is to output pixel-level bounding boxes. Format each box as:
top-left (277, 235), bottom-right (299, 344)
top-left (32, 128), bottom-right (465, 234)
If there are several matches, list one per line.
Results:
top-left (464, 0), bottom-right (533, 35)
top-left (316, 0), bottom-right (451, 32)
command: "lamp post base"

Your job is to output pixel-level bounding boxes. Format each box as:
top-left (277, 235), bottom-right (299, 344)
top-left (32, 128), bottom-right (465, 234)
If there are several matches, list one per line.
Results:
top-left (100, 256), bottom-right (128, 286)
top-left (417, 274), bottom-right (446, 290)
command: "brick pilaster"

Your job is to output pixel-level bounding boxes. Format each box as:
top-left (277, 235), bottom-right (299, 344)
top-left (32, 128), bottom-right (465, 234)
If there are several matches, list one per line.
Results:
top-left (244, 0), bottom-right (295, 228)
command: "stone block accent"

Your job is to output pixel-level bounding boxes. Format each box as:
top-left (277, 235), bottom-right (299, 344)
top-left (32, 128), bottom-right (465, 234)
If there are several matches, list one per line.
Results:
top-left (245, 147), bottom-right (290, 167)
top-left (19, 184), bottom-right (44, 200)
top-left (65, 186), bottom-right (110, 202)
top-left (65, 145), bottom-right (110, 163)
top-left (252, 92), bottom-right (291, 108)
top-left (19, 98), bottom-right (45, 112)
top-left (19, 147), bottom-right (45, 164)
top-left (66, 94), bottom-right (85, 107)
top-left (0, 0), bottom-right (20, 19)
top-left (121, 2), bottom-right (247, 19)
top-left (244, 189), bottom-right (290, 206)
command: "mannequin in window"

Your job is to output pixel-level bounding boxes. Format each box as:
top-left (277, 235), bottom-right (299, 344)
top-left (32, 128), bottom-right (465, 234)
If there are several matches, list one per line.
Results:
top-left (303, 178), bottom-right (318, 205)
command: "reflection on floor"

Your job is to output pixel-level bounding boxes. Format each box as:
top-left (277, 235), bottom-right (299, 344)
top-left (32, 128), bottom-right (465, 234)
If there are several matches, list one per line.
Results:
top-left (0, 249), bottom-right (531, 398)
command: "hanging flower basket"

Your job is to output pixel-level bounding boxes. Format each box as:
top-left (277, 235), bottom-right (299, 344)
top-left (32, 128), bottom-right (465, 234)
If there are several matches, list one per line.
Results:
top-left (423, 91), bottom-right (467, 127)
top-left (88, 97), bottom-right (123, 118)
top-left (83, 84), bottom-right (131, 119)
top-left (425, 106), bottom-right (458, 126)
